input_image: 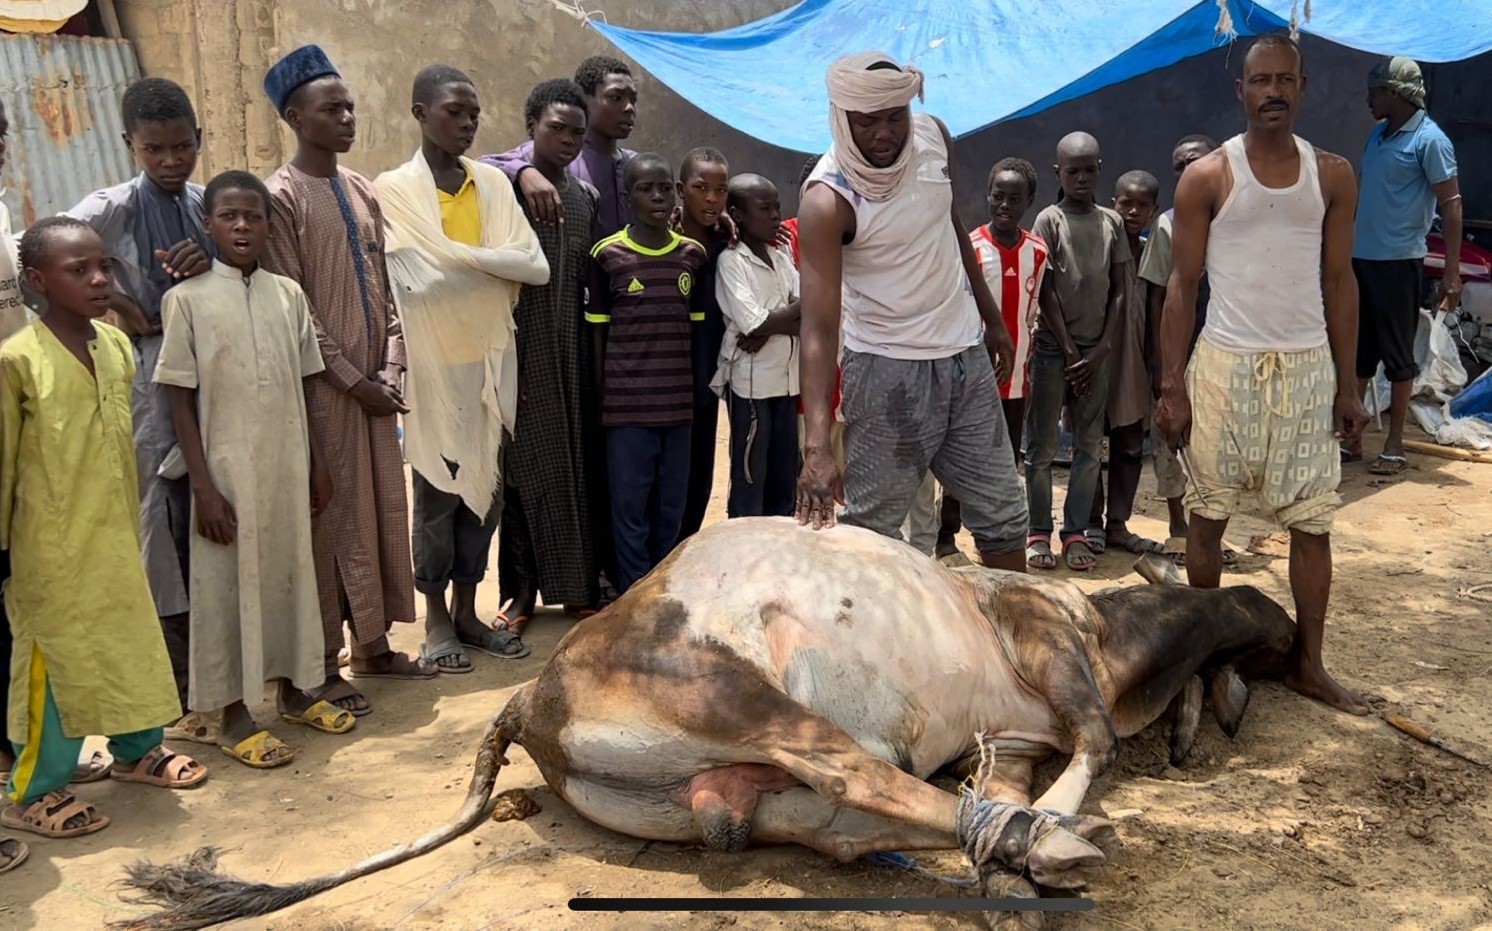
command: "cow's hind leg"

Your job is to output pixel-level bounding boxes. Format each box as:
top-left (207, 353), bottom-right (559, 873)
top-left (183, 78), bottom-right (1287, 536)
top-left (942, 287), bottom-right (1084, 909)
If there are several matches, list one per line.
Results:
top-left (750, 787), bottom-right (955, 858)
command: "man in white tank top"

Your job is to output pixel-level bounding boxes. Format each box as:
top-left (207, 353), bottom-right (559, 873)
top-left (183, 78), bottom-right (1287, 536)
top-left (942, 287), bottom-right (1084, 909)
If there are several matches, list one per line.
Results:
top-left (1155, 35), bottom-right (1372, 716)
top-left (794, 52), bottom-right (1028, 572)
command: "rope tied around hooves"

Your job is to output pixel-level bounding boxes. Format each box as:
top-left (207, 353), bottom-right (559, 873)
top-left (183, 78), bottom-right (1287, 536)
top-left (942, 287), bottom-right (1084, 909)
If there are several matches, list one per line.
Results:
top-left (869, 736), bottom-right (1115, 891)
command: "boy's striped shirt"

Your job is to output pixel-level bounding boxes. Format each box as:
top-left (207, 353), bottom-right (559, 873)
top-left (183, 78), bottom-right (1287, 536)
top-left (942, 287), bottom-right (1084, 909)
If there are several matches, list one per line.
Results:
top-left (589, 226), bottom-right (708, 427)
top-left (970, 225), bottom-right (1049, 400)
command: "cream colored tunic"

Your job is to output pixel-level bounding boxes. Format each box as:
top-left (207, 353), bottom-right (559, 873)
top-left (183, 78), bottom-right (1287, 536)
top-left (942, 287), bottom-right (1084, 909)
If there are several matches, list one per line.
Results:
top-left (2, 321), bottom-right (180, 741)
top-left (154, 262), bottom-right (327, 710)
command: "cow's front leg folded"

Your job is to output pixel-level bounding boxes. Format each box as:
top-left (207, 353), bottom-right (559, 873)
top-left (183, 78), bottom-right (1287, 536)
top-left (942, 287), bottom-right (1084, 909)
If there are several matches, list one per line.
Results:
top-left (957, 795), bottom-right (1117, 891)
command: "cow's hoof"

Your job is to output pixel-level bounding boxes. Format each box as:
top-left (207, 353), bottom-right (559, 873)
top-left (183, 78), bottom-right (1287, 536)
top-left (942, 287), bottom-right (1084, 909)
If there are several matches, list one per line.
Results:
top-left (699, 815), bottom-right (751, 853)
top-left (981, 870), bottom-right (1042, 930)
top-left (1025, 827), bottom-right (1107, 889)
top-left (1208, 665), bottom-right (1250, 739)
top-left (1169, 675), bottom-right (1204, 766)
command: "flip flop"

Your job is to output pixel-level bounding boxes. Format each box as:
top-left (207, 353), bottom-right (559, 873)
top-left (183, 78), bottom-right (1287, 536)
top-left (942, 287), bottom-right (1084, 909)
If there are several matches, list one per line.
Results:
top-left (461, 626), bottom-right (532, 660)
top-left (1083, 529), bottom-right (1108, 555)
top-left (1061, 535), bottom-right (1098, 572)
top-left (1339, 445), bottom-right (1363, 463)
top-left (1369, 454), bottom-right (1409, 476)
top-left (1110, 532), bottom-right (1164, 555)
top-left (1163, 536), bottom-right (1238, 567)
top-left (348, 651), bottom-right (438, 681)
top-left (0, 790), bottom-right (109, 839)
top-left (109, 745), bottom-right (208, 789)
top-left (492, 611), bottom-right (532, 638)
top-left (1163, 535), bottom-right (1188, 567)
top-left (1, 753), bottom-right (111, 788)
top-left (219, 731), bottom-right (295, 769)
top-left (70, 750), bottom-right (112, 785)
top-left (0, 837), bottom-right (28, 875)
top-left (165, 710), bottom-right (224, 746)
top-left (420, 635), bottom-right (474, 675)
top-left (280, 699), bottom-right (357, 735)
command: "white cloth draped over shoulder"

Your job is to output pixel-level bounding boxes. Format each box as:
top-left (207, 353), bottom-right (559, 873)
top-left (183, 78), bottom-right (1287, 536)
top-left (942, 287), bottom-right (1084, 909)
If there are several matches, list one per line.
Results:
top-left (375, 151), bottom-right (549, 515)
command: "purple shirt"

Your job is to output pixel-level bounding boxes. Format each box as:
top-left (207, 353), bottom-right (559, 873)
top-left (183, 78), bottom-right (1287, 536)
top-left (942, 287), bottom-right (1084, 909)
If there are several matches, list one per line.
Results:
top-left (482, 139), bottom-right (635, 241)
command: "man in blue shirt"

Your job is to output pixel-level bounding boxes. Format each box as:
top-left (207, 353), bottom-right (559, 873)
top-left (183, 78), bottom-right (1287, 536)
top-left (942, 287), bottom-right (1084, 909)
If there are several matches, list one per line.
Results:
top-left (1348, 56), bottom-right (1463, 475)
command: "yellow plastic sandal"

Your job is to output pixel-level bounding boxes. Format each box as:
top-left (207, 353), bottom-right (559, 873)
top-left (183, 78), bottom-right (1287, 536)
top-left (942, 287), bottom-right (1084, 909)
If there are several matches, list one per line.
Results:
top-left (280, 699), bottom-right (356, 735)
top-left (219, 731), bottom-right (295, 769)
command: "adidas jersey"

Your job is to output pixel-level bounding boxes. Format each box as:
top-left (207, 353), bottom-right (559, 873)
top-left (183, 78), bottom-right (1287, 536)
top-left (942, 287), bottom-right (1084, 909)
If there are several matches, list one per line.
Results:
top-left (588, 226), bottom-right (709, 427)
top-left (970, 225), bottom-right (1049, 399)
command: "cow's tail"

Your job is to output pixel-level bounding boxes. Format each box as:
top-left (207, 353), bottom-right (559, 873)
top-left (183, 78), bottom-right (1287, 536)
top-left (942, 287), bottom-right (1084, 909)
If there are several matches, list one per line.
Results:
top-left (112, 684), bottom-right (533, 931)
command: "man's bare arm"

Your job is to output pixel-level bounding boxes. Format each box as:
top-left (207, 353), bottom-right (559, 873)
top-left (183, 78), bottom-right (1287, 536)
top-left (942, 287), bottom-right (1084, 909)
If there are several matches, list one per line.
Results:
top-left (1432, 176), bottom-right (1463, 309)
top-left (1159, 155), bottom-right (1219, 396)
top-left (797, 183), bottom-right (851, 453)
top-left (1318, 152), bottom-right (1370, 439)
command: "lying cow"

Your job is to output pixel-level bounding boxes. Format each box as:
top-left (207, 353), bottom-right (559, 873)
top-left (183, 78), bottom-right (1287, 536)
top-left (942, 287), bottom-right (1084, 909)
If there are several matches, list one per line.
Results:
top-left (120, 517), bottom-right (1301, 930)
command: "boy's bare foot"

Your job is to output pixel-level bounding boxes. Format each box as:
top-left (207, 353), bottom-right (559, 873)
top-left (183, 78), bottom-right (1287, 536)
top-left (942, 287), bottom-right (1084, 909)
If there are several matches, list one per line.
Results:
top-left (1285, 664), bottom-right (1370, 716)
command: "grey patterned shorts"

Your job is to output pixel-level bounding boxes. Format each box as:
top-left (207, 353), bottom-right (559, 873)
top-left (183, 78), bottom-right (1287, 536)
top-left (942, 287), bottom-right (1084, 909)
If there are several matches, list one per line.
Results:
top-left (839, 345), bottom-right (1028, 556)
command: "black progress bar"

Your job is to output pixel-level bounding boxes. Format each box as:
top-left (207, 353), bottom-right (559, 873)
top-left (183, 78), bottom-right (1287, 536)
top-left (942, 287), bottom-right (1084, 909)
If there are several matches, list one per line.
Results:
top-left (569, 897), bottom-right (1094, 912)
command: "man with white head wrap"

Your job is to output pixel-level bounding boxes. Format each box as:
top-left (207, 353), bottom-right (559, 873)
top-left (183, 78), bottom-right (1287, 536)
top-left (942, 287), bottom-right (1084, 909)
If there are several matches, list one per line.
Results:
top-left (795, 52), bottom-right (1028, 572)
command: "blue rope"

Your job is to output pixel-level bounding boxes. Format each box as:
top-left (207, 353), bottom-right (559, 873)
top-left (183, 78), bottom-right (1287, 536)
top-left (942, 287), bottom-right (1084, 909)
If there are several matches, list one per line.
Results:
top-left (865, 851), bottom-right (978, 887)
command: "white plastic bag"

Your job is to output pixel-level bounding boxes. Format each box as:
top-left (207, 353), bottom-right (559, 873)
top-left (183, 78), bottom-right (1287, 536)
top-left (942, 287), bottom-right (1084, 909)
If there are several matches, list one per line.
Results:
top-left (1366, 308), bottom-right (1467, 415)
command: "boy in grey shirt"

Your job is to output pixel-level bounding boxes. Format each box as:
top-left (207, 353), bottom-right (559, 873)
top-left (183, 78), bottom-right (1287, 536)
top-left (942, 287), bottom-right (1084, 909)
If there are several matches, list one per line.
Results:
top-left (1025, 132), bottom-right (1130, 571)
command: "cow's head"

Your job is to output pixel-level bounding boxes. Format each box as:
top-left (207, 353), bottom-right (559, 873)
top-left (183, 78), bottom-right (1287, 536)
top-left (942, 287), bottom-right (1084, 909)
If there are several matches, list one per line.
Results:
top-left (1216, 585), bottom-right (1298, 680)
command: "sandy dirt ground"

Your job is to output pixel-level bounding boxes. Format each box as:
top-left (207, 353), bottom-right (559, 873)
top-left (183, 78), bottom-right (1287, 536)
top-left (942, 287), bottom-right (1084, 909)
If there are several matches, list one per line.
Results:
top-left (9, 423), bottom-right (1492, 931)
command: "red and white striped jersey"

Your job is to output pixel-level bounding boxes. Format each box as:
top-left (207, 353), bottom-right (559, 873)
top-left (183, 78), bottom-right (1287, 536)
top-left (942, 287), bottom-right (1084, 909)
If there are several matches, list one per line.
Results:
top-left (971, 225), bottom-right (1049, 399)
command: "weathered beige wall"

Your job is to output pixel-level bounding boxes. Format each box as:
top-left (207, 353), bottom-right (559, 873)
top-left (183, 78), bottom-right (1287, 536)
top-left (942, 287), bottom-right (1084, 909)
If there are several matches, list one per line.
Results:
top-left (115, 0), bottom-right (805, 192)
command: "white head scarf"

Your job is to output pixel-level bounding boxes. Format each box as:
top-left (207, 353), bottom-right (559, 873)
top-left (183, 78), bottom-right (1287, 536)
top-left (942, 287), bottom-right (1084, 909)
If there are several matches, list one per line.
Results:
top-left (825, 51), bottom-right (926, 202)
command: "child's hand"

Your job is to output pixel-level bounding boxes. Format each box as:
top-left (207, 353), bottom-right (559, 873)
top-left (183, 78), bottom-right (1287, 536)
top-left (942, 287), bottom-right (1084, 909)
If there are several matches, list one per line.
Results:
top-left (310, 460), bottom-right (334, 517)
top-left (737, 332), bottom-right (770, 354)
top-left (518, 168), bottom-right (564, 225)
top-left (195, 487), bottom-right (238, 545)
top-left (155, 241), bottom-right (210, 280)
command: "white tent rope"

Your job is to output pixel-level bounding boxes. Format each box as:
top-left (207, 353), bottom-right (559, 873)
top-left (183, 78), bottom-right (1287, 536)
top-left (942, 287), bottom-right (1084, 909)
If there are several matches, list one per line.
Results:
top-left (539, 0), bottom-right (606, 26)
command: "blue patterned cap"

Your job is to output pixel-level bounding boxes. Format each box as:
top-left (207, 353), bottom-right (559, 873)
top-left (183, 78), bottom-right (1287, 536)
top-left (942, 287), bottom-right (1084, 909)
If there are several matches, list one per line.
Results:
top-left (264, 44), bottom-right (340, 113)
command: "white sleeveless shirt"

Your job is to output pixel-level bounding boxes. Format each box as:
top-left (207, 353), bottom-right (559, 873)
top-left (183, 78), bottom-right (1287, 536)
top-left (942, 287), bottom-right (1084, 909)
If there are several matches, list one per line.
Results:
top-left (1202, 134), bottom-right (1328, 353)
top-left (807, 112), bottom-right (982, 360)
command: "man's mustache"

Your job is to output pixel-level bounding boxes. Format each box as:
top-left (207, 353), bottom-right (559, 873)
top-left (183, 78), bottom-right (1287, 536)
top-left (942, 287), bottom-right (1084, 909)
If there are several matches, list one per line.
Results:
top-left (1260, 98), bottom-right (1289, 111)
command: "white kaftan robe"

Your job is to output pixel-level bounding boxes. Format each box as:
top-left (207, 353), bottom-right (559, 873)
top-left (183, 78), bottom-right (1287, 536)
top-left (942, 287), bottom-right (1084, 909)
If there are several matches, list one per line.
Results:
top-left (154, 261), bottom-right (326, 711)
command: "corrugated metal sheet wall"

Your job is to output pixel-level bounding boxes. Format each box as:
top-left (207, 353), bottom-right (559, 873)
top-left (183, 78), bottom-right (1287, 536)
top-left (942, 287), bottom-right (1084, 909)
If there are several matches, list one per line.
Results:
top-left (0, 35), bottom-right (141, 228)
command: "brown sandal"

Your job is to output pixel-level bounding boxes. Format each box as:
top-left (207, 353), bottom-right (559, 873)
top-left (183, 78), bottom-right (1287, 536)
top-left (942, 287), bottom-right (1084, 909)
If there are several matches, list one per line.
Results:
top-left (0, 836), bottom-right (28, 874)
top-left (1, 790), bottom-right (110, 838)
top-left (109, 745), bottom-right (208, 789)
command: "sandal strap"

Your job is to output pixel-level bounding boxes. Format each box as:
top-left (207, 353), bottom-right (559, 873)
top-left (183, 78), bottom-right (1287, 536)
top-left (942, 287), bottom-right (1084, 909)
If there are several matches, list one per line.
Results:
top-left (31, 791), bottom-right (92, 830)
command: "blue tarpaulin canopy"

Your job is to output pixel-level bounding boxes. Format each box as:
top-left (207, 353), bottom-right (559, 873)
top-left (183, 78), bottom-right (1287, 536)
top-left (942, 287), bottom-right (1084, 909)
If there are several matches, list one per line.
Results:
top-left (590, 0), bottom-right (1492, 152)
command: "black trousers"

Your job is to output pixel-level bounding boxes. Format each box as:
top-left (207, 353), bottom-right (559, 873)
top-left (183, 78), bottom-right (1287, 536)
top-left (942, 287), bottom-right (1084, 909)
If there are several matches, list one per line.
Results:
top-left (1354, 257), bottom-right (1422, 383)
top-left (726, 393), bottom-right (799, 518)
top-left (411, 470), bottom-right (499, 596)
top-left (677, 391), bottom-right (720, 541)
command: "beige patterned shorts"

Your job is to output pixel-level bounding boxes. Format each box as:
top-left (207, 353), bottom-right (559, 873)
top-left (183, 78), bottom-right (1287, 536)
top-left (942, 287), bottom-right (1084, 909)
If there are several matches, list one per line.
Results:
top-left (1183, 338), bottom-right (1341, 534)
